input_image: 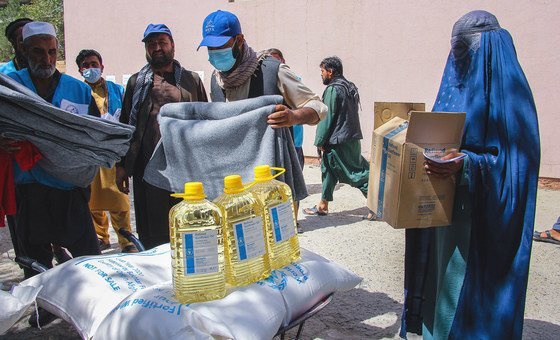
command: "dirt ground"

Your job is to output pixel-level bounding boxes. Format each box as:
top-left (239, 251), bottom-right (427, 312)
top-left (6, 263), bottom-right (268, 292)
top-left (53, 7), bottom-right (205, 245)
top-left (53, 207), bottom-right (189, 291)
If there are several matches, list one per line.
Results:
top-left (1, 164), bottom-right (559, 339)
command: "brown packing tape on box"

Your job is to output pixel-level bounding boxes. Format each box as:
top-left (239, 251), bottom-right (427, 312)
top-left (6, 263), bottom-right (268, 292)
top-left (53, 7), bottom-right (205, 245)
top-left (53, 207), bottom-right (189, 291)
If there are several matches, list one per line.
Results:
top-left (367, 111), bottom-right (466, 229)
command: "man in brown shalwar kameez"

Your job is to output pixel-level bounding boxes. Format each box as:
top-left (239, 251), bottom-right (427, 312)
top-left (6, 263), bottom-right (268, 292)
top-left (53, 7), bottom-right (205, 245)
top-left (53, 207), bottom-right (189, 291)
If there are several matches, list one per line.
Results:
top-left (116, 24), bottom-right (208, 249)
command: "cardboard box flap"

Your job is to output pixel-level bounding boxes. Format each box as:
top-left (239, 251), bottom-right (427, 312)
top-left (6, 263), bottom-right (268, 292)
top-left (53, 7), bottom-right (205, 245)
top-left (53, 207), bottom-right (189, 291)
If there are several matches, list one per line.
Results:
top-left (374, 116), bottom-right (409, 137)
top-left (374, 102), bottom-right (426, 129)
top-left (406, 111), bottom-right (466, 145)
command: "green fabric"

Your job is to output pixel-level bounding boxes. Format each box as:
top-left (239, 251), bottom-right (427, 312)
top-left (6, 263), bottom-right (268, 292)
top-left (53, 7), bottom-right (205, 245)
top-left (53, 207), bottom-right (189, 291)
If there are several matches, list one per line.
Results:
top-left (321, 140), bottom-right (369, 201)
top-left (422, 184), bottom-right (471, 339)
top-left (314, 86), bottom-right (337, 147)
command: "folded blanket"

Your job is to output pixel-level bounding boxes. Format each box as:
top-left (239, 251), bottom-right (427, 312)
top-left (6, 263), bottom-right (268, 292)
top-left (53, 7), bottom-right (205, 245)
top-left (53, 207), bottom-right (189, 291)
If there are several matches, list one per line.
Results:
top-left (144, 95), bottom-right (307, 201)
top-left (0, 73), bottom-right (134, 187)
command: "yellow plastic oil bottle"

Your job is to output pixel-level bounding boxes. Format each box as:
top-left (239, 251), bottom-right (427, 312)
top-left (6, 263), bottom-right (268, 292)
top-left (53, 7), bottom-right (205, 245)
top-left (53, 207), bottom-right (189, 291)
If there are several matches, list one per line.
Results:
top-left (169, 182), bottom-right (225, 303)
top-left (249, 165), bottom-right (300, 269)
top-left (213, 175), bottom-right (271, 286)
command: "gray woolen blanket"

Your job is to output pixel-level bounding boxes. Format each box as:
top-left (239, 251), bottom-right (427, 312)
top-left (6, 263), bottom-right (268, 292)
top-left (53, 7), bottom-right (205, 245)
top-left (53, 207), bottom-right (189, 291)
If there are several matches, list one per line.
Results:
top-left (143, 95), bottom-right (308, 201)
top-left (0, 73), bottom-right (134, 187)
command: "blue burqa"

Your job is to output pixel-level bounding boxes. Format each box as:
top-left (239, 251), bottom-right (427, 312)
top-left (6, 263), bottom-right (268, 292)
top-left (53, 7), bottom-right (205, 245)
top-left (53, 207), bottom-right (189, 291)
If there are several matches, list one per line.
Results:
top-left (401, 11), bottom-right (540, 340)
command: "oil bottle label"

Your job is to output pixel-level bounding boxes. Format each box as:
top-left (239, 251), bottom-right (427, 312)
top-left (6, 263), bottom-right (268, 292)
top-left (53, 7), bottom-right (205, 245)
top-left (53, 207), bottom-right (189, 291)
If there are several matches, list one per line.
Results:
top-left (233, 216), bottom-right (266, 261)
top-left (269, 201), bottom-right (296, 243)
top-left (182, 230), bottom-right (219, 275)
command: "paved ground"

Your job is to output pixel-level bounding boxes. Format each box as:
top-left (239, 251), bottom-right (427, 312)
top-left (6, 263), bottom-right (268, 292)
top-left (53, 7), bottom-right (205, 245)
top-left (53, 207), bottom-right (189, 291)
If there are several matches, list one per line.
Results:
top-left (1, 164), bottom-right (559, 339)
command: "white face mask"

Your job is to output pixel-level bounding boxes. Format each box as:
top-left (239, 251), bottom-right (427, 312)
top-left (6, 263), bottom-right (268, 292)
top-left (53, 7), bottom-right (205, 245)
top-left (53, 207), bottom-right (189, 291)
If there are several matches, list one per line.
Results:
top-left (82, 67), bottom-right (102, 83)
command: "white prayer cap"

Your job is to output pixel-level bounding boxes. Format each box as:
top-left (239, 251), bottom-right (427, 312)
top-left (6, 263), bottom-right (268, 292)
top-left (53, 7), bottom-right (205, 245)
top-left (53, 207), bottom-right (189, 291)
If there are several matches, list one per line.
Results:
top-left (22, 21), bottom-right (56, 41)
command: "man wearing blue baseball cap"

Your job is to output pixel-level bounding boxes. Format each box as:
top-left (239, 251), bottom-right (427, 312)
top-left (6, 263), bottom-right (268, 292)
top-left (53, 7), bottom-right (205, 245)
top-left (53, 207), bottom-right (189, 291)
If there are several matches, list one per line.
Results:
top-left (198, 10), bottom-right (326, 128)
top-left (116, 23), bottom-right (208, 249)
top-left (198, 10), bottom-right (327, 227)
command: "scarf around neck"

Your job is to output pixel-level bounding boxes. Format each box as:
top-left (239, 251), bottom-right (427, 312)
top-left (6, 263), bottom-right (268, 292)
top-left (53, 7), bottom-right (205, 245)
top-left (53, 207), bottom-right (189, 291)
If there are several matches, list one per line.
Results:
top-left (129, 59), bottom-right (183, 126)
top-left (214, 41), bottom-right (263, 90)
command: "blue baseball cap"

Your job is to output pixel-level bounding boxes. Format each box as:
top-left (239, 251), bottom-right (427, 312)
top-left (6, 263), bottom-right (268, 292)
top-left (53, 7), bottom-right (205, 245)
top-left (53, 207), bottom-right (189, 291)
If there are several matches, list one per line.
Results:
top-left (197, 10), bottom-right (241, 50)
top-left (142, 24), bottom-right (172, 42)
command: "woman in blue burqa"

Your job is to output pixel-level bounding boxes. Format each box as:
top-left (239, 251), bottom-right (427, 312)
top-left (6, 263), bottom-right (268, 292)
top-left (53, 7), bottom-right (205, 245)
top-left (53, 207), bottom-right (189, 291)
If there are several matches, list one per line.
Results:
top-left (400, 10), bottom-right (540, 339)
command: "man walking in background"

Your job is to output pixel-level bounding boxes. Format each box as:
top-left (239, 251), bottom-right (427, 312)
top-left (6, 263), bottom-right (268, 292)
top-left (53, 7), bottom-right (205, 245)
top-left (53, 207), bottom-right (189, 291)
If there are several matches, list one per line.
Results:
top-left (303, 56), bottom-right (370, 217)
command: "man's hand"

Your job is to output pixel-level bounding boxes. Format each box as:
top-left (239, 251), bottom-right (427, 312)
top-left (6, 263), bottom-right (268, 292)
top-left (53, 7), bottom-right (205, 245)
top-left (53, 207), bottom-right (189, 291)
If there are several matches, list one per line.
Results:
top-left (267, 104), bottom-right (297, 128)
top-left (0, 137), bottom-right (20, 153)
top-left (115, 166), bottom-right (129, 194)
top-left (267, 105), bottom-right (320, 128)
top-left (424, 149), bottom-right (464, 179)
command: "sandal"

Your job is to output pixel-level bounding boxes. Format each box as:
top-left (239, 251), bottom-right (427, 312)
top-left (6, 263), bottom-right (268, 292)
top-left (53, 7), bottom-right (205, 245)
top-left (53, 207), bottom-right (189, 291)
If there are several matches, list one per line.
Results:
top-left (122, 244), bottom-right (139, 253)
top-left (362, 211), bottom-right (377, 221)
top-left (533, 230), bottom-right (560, 245)
top-left (302, 205), bottom-right (328, 216)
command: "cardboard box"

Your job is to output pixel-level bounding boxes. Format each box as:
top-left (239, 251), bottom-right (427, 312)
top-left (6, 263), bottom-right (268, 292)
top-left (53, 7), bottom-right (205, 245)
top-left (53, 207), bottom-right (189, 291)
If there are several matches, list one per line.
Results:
top-left (374, 102), bottom-right (425, 130)
top-left (367, 111), bottom-right (466, 229)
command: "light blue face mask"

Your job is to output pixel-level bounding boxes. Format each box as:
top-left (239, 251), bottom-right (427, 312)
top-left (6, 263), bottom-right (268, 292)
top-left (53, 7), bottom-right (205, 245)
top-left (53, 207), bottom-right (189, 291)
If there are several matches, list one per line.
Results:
top-left (208, 45), bottom-right (237, 72)
top-left (82, 67), bottom-right (102, 83)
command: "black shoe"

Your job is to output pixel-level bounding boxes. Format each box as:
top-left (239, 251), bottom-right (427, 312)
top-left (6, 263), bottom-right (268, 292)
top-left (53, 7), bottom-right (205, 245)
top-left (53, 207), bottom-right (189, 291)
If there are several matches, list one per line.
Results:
top-left (122, 244), bottom-right (139, 253)
top-left (28, 307), bottom-right (58, 328)
top-left (297, 222), bottom-right (303, 234)
top-left (53, 247), bottom-right (72, 264)
top-left (98, 239), bottom-right (111, 251)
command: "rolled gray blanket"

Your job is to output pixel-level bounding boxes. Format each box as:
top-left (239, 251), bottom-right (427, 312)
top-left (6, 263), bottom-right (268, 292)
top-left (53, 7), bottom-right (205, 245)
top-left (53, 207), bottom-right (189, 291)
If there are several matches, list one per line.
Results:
top-left (0, 73), bottom-right (134, 187)
top-left (144, 95), bottom-right (308, 201)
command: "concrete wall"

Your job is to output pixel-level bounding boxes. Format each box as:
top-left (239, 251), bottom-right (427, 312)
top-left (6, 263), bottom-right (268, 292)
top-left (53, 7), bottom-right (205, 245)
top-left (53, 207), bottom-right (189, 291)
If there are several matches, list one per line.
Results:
top-left (64, 0), bottom-right (560, 177)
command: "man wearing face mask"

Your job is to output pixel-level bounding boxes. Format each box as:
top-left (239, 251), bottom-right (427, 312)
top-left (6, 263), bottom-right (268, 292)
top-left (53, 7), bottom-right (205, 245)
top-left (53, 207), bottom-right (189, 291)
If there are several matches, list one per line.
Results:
top-left (76, 49), bottom-right (137, 253)
top-left (199, 10), bottom-right (326, 128)
top-left (0, 18), bottom-right (33, 74)
top-left (116, 24), bottom-right (208, 249)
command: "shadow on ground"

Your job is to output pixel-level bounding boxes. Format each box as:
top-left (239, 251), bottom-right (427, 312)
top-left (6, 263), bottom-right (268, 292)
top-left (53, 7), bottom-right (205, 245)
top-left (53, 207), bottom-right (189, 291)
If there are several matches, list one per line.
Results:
top-left (299, 207), bottom-right (372, 232)
top-left (304, 183), bottom-right (348, 197)
top-left (278, 287), bottom-right (403, 339)
top-left (523, 319), bottom-right (560, 340)
top-left (0, 317), bottom-right (80, 340)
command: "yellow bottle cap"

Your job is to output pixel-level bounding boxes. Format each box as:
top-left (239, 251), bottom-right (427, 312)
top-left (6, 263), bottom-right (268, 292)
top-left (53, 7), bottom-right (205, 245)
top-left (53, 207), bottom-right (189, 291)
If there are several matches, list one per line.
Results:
top-left (224, 175), bottom-right (244, 194)
top-left (254, 165), bottom-right (273, 182)
top-left (172, 182), bottom-right (205, 200)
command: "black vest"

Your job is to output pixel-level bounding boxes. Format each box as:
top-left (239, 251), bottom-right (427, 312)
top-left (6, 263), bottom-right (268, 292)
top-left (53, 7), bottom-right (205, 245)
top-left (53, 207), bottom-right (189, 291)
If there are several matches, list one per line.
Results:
top-left (323, 76), bottom-right (363, 145)
top-left (210, 56), bottom-right (282, 102)
top-left (210, 56), bottom-right (295, 138)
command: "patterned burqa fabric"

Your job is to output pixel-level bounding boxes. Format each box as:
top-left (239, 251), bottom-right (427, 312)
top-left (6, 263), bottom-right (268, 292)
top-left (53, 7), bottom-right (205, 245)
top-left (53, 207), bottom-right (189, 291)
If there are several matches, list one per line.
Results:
top-left (401, 10), bottom-right (540, 340)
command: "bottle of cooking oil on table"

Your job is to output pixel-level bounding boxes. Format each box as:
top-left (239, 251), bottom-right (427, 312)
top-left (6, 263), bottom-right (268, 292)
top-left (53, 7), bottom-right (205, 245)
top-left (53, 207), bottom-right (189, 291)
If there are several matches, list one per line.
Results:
top-left (249, 165), bottom-right (300, 270)
top-left (169, 182), bottom-right (225, 304)
top-left (214, 175), bottom-right (271, 286)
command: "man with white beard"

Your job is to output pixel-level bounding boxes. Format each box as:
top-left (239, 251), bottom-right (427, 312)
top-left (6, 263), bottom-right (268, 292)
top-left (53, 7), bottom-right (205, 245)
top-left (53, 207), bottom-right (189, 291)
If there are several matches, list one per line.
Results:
top-left (4, 21), bottom-right (100, 327)
top-left (6, 22), bottom-right (100, 280)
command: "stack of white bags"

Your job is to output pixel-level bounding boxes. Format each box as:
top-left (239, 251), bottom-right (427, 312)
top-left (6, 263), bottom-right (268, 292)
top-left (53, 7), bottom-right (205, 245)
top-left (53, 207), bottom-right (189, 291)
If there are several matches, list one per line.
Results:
top-left (2, 245), bottom-right (361, 339)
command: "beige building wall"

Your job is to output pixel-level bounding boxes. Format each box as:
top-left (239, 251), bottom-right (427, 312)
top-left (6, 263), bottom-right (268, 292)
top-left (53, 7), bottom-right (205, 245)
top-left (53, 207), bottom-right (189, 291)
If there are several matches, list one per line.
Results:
top-left (64, 0), bottom-right (560, 178)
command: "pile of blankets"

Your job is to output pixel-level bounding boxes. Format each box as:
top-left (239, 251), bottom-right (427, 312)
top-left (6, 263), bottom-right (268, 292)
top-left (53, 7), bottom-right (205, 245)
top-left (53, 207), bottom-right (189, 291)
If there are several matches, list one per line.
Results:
top-left (0, 73), bottom-right (134, 188)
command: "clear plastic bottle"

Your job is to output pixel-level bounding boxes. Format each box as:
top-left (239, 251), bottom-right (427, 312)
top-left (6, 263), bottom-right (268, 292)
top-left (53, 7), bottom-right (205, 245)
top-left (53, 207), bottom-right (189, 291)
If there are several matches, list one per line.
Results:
top-left (249, 165), bottom-right (300, 269)
top-left (214, 175), bottom-right (271, 286)
top-left (169, 182), bottom-right (225, 303)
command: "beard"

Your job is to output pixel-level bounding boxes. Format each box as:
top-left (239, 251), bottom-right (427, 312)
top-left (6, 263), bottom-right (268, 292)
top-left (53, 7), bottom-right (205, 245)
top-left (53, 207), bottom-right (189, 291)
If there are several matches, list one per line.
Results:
top-left (146, 47), bottom-right (174, 68)
top-left (322, 76), bottom-right (332, 85)
top-left (28, 59), bottom-right (56, 79)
